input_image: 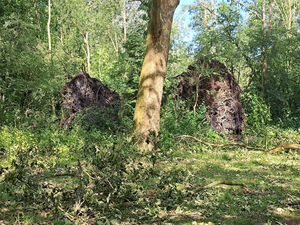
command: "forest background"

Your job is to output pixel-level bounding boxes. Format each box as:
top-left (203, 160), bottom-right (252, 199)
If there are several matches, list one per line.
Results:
top-left (1, 0), bottom-right (300, 224)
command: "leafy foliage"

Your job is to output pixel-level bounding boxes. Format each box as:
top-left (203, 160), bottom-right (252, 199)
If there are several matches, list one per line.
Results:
top-left (188, 0), bottom-right (300, 125)
top-left (1, 0), bottom-right (300, 224)
top-left (241, 92), bottom-right (271, 131)
top-left (1, 120), bottom-right (300, 224)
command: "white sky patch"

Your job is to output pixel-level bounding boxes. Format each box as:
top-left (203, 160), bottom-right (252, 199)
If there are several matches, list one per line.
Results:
top-left (174, 0), bottom-right (196, 43)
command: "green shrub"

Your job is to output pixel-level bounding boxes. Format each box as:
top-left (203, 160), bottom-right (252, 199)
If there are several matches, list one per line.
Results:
top-left (241, 92), bottom-right (271, 132)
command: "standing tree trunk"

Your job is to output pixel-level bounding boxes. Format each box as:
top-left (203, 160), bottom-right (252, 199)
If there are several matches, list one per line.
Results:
top-left (47, 0), bottom-right (52, 60)
top-left (123, 0), bottom-right (127, 43)
top-left (261, 0), bottom-right (267, 94)
top-left (261, 0), bottom-right (273, 96)
top-left (274, 0), bottom-right (297, 31)
top-left (82, 31), bottom-right (91, 74)
top-left (133, 0), bottom-right (179, 151)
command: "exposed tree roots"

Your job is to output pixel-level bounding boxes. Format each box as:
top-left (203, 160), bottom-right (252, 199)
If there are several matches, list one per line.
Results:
top-left (175, 57), bottom-right (246, 136)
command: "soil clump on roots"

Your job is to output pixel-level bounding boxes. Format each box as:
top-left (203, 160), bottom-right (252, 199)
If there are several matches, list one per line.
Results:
top-left (176, 57), bottom-right (246, 136)
top-left (62, 71), bottom-right (120, 128)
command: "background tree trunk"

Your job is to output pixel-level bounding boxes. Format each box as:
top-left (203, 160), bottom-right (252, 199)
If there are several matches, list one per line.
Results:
top-left (82, 31), bottom-right (91, 74)
top-left (47, 0), bottom-right (52, 60)
top-left (133, 0), bottom-right (180, 151)
top-left (261, 0), bottom-right (273, 97)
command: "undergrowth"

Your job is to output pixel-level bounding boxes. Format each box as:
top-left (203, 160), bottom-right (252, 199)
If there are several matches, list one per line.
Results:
top-left (1, 100), bottom-right (300, 225)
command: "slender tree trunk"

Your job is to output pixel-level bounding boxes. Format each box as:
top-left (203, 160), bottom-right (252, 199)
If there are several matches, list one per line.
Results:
top-left (275, 0), bottom-right (296, 30)
top-left (82, 31), bottom-right (91, 74)
top-left (198, 0), bottom-right (208, 28)
top-left (98, 50), bottom-right (102, 81)
top-left (133, 0), bottom-right (180, 151)
top-left (47, 0), bottom-right (52, 60)
top-left (204, 0), bottom-right (207, 28)
top-left (261, 0), bottom-right (272, 96)
top-left (268, 0), bottom-right (273, 34)
top-left (261, 0), bottom-right (266, 94)
top-left (123, 0), bottom-right (127, 43)
top-left (33, 0), bottom-right (41, 31)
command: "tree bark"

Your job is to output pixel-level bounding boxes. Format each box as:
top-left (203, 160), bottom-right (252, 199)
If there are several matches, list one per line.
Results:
top-left (261, 0), bottom-right (266, 94)
top-left (133, 0), bottom-right (179, 151)
top-left (47, 0), bottom-right (52, 60)
top-left (261, 0), bottom-right (273, 96)
top-left (123, 0), bottom-right (127, 43)
top-left (82, 31), bottom-right (91, 74)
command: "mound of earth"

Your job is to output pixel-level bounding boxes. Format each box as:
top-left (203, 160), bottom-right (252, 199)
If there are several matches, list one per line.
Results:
top-left (176, 57), bottom-right (246, 136)
top-left (62, 72), bottom-right (120, 127)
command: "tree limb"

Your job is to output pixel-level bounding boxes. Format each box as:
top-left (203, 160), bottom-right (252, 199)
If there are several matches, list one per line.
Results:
top-left (268, 144), bottom-right (300, 154)
top-left (194, 181), bottom-right (247, 193)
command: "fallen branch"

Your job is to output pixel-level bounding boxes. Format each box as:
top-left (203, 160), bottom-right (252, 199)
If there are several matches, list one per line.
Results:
top-left (177, 134), bottom-right (264, 151)
top-left (194, 181), bottom-right (247, 193)
top-left (160, 212), bottom-right (203, 221)
top-left (268, 144), bottom-right (300, 154)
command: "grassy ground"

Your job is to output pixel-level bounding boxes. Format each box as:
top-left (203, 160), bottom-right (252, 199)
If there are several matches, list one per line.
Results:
top-left (0, 126), bottom-right (300, 225)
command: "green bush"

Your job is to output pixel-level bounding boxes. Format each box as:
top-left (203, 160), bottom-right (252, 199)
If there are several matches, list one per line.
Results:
top-left (241, 92), bottom-right (272, 132)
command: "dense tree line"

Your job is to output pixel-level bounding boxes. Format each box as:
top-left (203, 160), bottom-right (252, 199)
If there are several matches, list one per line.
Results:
top-left (0, 0), bottom-right (149, 127)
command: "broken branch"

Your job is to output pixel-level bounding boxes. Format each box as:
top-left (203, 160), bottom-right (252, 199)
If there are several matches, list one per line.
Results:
top-left (268, 144), bottom-right (300, 154)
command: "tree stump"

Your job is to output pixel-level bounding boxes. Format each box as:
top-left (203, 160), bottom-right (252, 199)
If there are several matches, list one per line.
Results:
top-left (176, 57), bottom-right (246, 136)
